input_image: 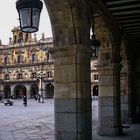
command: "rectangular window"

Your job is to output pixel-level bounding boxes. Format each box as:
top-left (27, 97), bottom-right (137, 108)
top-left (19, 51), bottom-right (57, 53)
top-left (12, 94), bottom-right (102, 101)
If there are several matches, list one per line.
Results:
top-left (32, 72), bottom-right (36, 78)
top-left (17, 55), bottom-right (22, 64)
top-left (94, 74), bottom-right (98, 80)
top-left (47, 71), bottom-right (52, 78)
top-left (32, 54), bottom-right (36, 62)
top-left (47, 53), bottom-right (49, 61)
top-left (18, 73), bottom-right (22, 79)
top-left (4, 74), bottom-right (9, 80)
top-left (4, 57), bottom-right (8, 64)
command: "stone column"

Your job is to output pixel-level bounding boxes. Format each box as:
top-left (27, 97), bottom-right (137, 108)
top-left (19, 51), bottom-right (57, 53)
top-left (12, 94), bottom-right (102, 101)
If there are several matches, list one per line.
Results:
top-left (98, 64), bottom-right (122, 136)
top-left (127, 60), bottom-right (136, 122)
top-left (42, 81), bottom-right (46, 99)
top-left (0, 80), bottom-right (3, 96)
top-left (128, 71), bottom-right (135, 121)
top-left (11, 85), bottom-right (15, 97)
top-left (52, 45), bottom-right (92, 140)
top-left (120, 73), bottom-right (129, 123)
top-left (97, 48), bottom-right (122, 136)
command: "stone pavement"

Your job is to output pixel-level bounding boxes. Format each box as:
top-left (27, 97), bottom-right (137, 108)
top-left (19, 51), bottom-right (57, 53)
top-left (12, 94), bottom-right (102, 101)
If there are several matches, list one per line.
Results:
top-left (0, 115), bottom-right (54, 140)
top-left (92, 98), bottom-right (140, 140)
top-left (0, 99), bottom-right (140, 140)
top-left (0, 99), bottom-right (54, 140)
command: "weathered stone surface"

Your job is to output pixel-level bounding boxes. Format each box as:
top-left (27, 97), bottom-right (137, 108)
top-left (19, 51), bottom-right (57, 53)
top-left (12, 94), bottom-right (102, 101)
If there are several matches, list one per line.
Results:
top-left (99, 86), bottom-right (114, 96)
top-left (54, 98), bottom-right (92, 113)
top-left (55, 112), bottom-right (92, 139)
top-left (53, 46), bottom-right (92, 139)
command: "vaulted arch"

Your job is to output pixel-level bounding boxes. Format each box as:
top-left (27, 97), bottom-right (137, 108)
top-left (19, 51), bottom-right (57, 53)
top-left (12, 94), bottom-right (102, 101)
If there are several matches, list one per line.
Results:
top-left (43, 0), bottom-right (92, 139)
top-left (44, 0), bottom-right (90, 47)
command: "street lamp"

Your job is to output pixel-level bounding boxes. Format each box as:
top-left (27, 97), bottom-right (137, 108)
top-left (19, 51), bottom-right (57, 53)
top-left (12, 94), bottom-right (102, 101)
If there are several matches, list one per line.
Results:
top-left (90, 34), bottom-right (101, 58)
top-left (90, 16), bottom-right (101, 58)
top-left (37, 71), bottom-right (46, 103)
top-left (16, 0), bottom-right (43, 33)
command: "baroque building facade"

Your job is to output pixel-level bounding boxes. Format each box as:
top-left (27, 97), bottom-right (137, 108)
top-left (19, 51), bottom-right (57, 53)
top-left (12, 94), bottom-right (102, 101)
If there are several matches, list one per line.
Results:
top-left (0, 27), bottom-right (54, 99)
top-left (91, 58), bottom-right (99, 97)
top-left (0, 27), bottom-right (99, 100)
top-left (0, 0), bottom-right (140, 139)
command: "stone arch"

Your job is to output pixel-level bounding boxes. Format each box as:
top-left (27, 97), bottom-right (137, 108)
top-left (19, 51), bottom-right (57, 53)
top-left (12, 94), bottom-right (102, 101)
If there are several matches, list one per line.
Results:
top-left (94, 14), bottom-right (112, 49)
top-left (121, 37), bottom-right (138, 122)
top-left (45, 83), bottom-right (54, 98)
top-left (42, 1), bottom-right (92, 139)
top-left (94, 0), bottom-right (122, 64)
top-left (43, 0), bottom-right (90, 47)
top-left (93, 1), bottom-right (122, 136)
top-left (94, 14), bottom-right (114, 66)
top-left (120, 40), bottom-right (128, 73)
top-left (4, 85), bottom-right (11, 98)
top-left (14, 85), bottom-right (26, 99)
top-left (120, 39), bottom-right (129, 123)
top-left (120, 39), bottom-right (129, 93)
top-left (30, 84), bottom-right (39, 99)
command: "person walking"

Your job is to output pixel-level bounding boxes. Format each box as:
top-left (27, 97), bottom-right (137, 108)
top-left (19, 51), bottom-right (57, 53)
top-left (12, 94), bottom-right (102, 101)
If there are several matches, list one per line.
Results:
top-left (23, 95), bottom-right (27, 106)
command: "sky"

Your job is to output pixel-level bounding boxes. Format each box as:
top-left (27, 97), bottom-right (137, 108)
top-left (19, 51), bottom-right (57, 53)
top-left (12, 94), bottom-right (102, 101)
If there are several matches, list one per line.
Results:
top-left (0, 0), bottom-right (52, 45)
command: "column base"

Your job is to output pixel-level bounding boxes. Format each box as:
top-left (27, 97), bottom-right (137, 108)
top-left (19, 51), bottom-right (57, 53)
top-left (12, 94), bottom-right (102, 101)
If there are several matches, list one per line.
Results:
top-left (97, 126), bottom-right (122, 136)
top-left (98, 96), bottom-right (122, 136)
top-left (55, 132), bottom-right (92, 140)
top-left (54, 98), bottom-right (92, 140)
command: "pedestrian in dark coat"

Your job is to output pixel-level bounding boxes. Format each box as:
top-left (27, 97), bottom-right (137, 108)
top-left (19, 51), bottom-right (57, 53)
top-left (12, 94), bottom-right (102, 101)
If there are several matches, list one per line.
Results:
top-left (23, 95), bottom-right (27, 106)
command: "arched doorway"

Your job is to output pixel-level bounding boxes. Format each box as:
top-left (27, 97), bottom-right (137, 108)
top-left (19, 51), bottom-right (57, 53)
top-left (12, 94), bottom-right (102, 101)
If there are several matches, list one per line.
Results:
top-left (4, 85), bottom-right (11, 98)
top-left (45, 83), bottom-right (54, 98)
top-left (30, 84), bottom-right (38, 99)
top-left (14, 85), bottom-right (26, 99)
top-left (93, 85), bottom-right (98, 97)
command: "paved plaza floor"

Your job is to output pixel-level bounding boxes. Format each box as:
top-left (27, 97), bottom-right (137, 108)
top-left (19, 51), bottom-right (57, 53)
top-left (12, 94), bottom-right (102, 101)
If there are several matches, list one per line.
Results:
top-left (92, 99), bottom-right (140, 140)
top-left (0, 99), bottom-right (140, 140)
top-left (0, 99), bottom-right (54, 140)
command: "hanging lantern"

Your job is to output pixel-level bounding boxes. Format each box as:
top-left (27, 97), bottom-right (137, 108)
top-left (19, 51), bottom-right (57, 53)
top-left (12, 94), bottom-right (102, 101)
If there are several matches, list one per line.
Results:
top-left (16, 0), bottom-right (43, 33)
top-left (90, 34), bottom-right (101, 58)
top-left (90, 15), bottom-right (101, 58)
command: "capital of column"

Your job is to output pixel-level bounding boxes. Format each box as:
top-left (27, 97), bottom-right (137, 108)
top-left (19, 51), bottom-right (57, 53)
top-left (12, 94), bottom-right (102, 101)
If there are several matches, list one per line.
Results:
top-left (98, 63), bottom-right (121, 69)
top-left (51, 45), bottom-right (92, 60)
top-left (52, 45), bottom-right (92, 99)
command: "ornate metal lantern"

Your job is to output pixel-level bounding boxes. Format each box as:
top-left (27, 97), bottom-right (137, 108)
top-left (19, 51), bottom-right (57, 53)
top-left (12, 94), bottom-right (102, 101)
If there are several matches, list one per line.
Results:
top-left (90, 34), bottom-right (101, 58)
top-left (90, 16), bottom-right (101, 58)
top-left (16, 0), bottom-right (43, 33)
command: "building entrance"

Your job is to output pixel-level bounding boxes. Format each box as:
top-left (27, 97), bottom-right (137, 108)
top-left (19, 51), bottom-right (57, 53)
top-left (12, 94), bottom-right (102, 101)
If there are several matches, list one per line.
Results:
top-left (45, 83), bottom-right (54, 98)
top-left (4, 85), bottom-right (11, 98)
top-left (14, 85), bottom-right (26, 99)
